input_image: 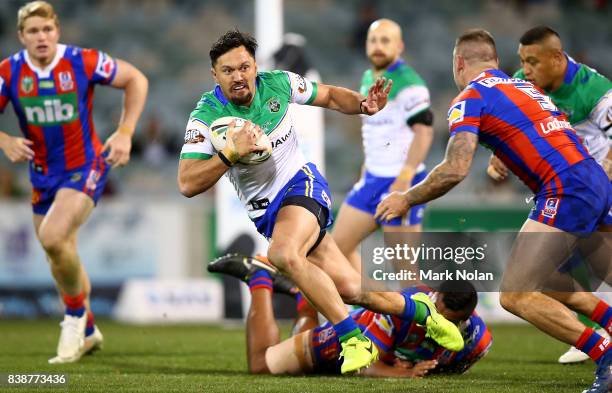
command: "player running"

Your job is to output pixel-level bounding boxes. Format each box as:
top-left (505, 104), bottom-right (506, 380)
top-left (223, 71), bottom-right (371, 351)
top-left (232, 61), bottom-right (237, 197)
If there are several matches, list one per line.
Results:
top-left (0, 1), bottom-right (148, 363)
top-left (209, 254), bottom-right (491, 377)
top-left (178, 30), bottom-right (463, 374)
top-left (333, 19), bottom-right (434, 271)
top-left (375, 29), bottom-right (612, 393)
top-left (487, 25), bottom-right (612, 364)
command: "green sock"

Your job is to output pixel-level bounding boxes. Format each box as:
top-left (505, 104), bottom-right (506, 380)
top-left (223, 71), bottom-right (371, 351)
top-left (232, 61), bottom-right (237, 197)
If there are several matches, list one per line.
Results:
top-left (578, 313), bottom-right (600, 329)
top-left (414, 300), bottom-right (430, 325)
top-left (339, 328), bottom-right (366, 343)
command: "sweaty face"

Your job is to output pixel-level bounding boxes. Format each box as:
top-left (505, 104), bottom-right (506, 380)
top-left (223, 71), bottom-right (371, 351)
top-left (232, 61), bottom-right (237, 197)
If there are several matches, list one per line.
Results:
top-left (366, 26), bottom-right (402, 71)
top-left (19, 16), bottom-right (59, 67)
top-left (518, 44), bottom-right (558, 91)
top-left (212, 46), bottom-right (257, 106)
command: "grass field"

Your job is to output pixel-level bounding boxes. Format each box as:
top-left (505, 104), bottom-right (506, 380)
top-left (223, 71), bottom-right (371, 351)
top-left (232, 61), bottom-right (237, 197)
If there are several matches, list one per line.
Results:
top-left (0, 320), bottom-right (599, 393)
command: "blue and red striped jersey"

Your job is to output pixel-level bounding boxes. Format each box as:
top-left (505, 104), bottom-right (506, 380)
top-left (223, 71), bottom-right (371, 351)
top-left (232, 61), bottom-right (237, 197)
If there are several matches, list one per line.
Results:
top-left (447, 69), bottom-right (590, 193)
top-left (0, 44), bottom-right (117, 174)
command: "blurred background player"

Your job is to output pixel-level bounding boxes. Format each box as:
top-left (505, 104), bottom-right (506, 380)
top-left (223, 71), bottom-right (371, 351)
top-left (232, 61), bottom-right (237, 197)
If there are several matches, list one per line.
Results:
top-left (209, 255), bottom-right (491, 377)
top-left (0, 1), bottom-right (148, 363)
top-left (375, 29), bottom-right (612, 393)
top-left (333, 18), bottom-right (434, 273)
top-left (486, 25), bottom-right (612, 364)
top-left (178, 30), bottom-right (463, 373)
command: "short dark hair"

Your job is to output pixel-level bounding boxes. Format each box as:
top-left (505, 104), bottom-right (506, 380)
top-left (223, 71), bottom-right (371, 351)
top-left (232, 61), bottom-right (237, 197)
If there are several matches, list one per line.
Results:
top-left (455, 28), bottom-right (497, 62)
top-left (519, 26), bottom-right (560, 46)
top-left (439, 280), bottom-right (478, 319)
top-left (210, 29), bottom-right (258, 66)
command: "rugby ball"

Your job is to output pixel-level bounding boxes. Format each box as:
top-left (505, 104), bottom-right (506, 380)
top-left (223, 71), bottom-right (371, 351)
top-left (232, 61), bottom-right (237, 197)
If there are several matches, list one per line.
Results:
top-left (209, 116), bottom-right (272, 165)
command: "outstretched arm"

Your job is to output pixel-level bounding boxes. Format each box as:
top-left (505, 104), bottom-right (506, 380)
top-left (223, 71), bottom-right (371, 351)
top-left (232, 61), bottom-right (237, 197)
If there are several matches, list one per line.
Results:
top-left (311, 77), bottom-right (392, 115)
top-left (375, 132), bottom-right (479, 222)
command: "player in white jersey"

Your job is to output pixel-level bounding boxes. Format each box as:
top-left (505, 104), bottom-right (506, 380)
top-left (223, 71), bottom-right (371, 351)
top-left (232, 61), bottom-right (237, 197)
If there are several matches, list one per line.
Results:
top-left (333, 19), bottom-right (434, 271)
top-left (177, 30), bottom-right (464, 374)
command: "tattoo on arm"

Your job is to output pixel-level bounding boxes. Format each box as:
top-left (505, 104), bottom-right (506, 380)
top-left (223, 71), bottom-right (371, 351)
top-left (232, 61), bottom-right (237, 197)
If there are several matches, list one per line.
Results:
top-left (405, 132), bottom-right (478, 206)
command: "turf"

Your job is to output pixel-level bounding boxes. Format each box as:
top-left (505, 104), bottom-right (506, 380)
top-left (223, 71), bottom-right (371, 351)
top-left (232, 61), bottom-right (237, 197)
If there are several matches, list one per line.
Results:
top-left (0, 320), bottom-right (599, 393)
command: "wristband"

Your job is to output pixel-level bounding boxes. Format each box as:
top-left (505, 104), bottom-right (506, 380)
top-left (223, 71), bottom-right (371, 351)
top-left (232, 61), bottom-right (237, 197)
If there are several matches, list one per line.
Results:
top-left (218, 151), bottom-right (234, 167)
top-left (397, 167), bottom-right (416, 181)
top-left (359, 99), bottom-right (367, 114)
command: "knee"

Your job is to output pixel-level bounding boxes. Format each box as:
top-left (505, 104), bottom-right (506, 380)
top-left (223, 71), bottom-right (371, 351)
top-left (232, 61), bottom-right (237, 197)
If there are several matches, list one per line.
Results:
top-left (267, 243), bottom-right (302, 275)
top-left (499, 292), bottom-right (528, 314)
top-left (38, 230), bottom-right (72, 259)
top-left (335, 276), bottom-right (362, 305)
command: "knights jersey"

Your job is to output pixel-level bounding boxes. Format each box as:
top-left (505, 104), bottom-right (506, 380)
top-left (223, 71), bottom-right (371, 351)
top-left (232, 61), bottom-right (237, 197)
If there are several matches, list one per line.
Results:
top-left (180, 70), bottom-right (316, 219)
top-left (447, 69), bottom-right (591, 193)
top-left (0, 44), bottom-right (117, 175)
top-left (359, 60), bottom-right (430, 177)
top-left (312, 286), bottom-right (492, 374)
top-left (514, 54), bottom-right (612, 164)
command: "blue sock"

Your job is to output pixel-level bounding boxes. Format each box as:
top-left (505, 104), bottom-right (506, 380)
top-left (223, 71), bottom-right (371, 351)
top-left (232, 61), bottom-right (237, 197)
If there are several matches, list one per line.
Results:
top-left (248, 270), bottom-right (273, 292)
top-left (333, 316), bottom-right (362, 343)
top-left (401, 292), bottom-right (429, 324)
top-left (65, 306), bottom-right (86, 317)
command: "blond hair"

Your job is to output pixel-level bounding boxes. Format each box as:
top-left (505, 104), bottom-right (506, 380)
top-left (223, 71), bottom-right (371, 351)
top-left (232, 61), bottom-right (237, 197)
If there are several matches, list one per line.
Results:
top-left (17, 1), bottom-right (59, 31)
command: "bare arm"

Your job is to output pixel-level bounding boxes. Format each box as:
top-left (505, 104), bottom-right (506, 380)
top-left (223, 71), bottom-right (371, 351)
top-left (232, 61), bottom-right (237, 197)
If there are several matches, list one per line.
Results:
top-left (310, 77), bottom-right (392, 115)
top-left (103, 59), bottom-right (149, 168)
top-left (375, 132), bottom-right (479, 221)
top-left (390, 123), bottom-right (434, 192)
top-left (177, 156), bottom-right (230, 198)
top-left (0, 131), bottom-right (34, 163)
top-left (109, 59), bottom-right (149, 135)
top-left (177, 121), bottom-right (267, 198)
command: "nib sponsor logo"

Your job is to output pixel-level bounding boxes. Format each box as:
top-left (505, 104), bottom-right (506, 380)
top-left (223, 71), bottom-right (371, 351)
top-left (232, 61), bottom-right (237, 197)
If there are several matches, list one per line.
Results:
top-left (19, 93), bottom-right (78, 126)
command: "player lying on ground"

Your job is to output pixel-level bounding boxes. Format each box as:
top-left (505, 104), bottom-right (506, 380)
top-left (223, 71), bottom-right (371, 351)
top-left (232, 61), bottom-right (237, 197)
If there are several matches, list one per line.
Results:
top-left (209, 254), bottom-right (491, 376)
top-left (375, 29), bottom-right (612, 393)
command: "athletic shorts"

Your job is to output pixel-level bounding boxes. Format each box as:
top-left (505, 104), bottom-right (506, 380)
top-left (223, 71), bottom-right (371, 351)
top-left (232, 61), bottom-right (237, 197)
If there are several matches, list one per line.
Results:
top-left (310, 324), bottom-right (342, 374)
top-left (30, 155), bottom-right (110, 215)
top-left (604, 179), bottom-right (612, 226)
top-left (253, 163), bottom-right (333, 239)
top-left (528, 158), bottom-right (612, 233)
top-left (345, 169), bottom-right (427, 226)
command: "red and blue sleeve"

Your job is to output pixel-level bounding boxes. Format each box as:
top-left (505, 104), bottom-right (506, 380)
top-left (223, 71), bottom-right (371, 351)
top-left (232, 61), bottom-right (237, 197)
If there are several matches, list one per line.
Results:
top-left (82, 48), bottom-right (118, 85)
top-left (0, 59), bottom-right (12, 112)
top-left (448, 87), bottom-right (485, 137)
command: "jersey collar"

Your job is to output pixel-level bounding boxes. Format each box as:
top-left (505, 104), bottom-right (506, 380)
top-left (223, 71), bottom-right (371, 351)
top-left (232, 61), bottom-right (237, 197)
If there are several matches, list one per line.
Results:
top-left (386, 59), bottom-right (404, 73)
top-left (23, 43), bottom-right (66, 79)
top-left (562, 52), bottom-right (580, 85)
top-left (217, 76), bottom-right (262, 113)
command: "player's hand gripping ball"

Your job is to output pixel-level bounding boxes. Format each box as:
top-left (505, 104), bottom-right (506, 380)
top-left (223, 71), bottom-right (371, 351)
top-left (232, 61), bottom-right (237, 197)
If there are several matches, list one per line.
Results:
top-left (210, 116), bottom-right (272, 165)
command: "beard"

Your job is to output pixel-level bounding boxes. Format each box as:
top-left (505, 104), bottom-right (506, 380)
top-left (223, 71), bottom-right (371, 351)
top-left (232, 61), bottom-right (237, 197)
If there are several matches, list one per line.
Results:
top-left (369, 54), bottom-right (394, 71)
top-left (229, 90), bottom-right (253, 106)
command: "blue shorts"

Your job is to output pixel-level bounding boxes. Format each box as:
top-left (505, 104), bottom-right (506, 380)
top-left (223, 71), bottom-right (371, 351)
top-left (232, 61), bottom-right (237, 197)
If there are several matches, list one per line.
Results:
top-left (30, 155), bottom-right (110, 215)
top-left (604, 179), bottom-right (612, 226)
top-left (253, 163), bottom-right (333, 239)
top-left (345, 170), bottom-right (427, 226)
top-left (528, 159), bottom-right (612, 233)
top-left (310, 324), bottom-right (341, 374)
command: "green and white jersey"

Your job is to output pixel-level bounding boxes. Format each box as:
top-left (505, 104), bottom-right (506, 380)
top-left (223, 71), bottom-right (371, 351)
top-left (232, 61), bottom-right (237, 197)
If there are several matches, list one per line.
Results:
top-left (359, 60), bottom-right (430, 177)
top-left (180, 70), bottom-right (317, 219)
top-left (514, 55), bottom-right (612, 163)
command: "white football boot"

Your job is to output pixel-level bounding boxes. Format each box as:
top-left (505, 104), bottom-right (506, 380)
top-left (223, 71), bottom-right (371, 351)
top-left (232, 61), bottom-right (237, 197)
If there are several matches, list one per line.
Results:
top-left (81, 325), bottom-right (104, 356)
top-left (48, 313), bottom-right (87, 364)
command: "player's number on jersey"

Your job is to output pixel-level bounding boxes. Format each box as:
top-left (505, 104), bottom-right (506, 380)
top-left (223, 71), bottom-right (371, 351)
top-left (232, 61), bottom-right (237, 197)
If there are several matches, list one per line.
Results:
top-left (516, 86), bottom-right (558, 112)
